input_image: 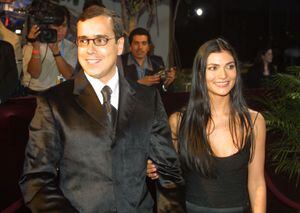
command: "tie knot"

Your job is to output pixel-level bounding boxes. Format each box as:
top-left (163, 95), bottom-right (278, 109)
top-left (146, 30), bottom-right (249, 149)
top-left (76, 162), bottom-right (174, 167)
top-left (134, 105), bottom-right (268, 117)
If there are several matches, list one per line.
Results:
top-left (101, 85), bottom-right (112, 104)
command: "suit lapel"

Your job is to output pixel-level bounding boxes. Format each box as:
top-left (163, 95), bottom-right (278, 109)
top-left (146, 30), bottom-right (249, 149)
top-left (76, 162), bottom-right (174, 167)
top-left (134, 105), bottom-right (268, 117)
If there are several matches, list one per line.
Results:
top-left (72, 69), bottom-right (138, 141)
top-left (73, 71), bottom-right (108, 127)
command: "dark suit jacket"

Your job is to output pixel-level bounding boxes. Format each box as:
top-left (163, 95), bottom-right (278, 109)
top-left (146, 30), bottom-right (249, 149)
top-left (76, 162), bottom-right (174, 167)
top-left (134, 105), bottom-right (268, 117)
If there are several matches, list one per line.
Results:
top-left (0, 40), bottom-right (18, 104)
top-left (121, 53), bottom-right (166, 94)
top-left (19, 69), bottom-right (185, 213)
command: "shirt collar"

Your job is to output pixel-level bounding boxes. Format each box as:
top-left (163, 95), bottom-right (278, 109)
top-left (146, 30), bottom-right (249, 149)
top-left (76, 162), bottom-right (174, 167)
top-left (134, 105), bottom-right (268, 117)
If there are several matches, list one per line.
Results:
top-left (127, 53), bottom-right (153, 71)
top-left (84, 67), bottom-right (119, 109)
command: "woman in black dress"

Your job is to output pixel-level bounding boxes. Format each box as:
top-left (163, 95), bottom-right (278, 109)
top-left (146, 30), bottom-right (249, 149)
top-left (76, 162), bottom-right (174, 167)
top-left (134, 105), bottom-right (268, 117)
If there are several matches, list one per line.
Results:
top-left (147, 38), bottom-right (266, 213)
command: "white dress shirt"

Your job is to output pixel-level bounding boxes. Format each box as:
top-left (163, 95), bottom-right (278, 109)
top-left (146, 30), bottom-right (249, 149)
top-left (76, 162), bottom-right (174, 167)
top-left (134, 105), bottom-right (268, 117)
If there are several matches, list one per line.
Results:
top-left (84, 68), bottom-right (119, 110)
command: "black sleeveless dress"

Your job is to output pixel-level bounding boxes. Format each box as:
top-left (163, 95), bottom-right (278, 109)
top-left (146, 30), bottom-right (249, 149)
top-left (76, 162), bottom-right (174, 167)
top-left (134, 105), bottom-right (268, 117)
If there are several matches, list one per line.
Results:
top-left (182, 141), bottom-right (251, 213)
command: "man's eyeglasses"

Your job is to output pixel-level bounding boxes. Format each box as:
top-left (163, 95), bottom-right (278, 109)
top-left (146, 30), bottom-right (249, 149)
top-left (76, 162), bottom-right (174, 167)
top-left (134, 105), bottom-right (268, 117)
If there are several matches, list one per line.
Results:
top-left (76, 37), bottom-right (115, 47)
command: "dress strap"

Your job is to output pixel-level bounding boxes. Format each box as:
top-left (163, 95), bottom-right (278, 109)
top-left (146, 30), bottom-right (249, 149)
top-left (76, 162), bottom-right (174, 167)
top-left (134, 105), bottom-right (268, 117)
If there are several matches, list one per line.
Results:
top-left (253, 112), bottom-right (259, 125)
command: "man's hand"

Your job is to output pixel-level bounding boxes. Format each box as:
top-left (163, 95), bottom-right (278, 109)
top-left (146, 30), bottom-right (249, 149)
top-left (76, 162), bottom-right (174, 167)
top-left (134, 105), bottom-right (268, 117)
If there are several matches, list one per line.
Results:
top-left (163, 67), bottom-right (176, 87)
top-left (48, 42), bottom-right (60, 55)
top-left (28, 25), bottom-right (40, 40)
top-left (137, 75), bottom-right (161, 86)
top-left (27, 25), bottom-right (41, 48)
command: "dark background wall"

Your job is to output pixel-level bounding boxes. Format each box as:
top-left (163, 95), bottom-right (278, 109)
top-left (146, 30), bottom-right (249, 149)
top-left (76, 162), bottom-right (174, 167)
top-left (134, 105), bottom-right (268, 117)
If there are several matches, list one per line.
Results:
top-left (173, 0), bottom-right (300, 68)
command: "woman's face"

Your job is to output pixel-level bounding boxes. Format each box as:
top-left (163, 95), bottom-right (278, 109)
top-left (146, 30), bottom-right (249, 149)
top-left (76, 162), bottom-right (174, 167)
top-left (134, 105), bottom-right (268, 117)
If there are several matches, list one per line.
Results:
top-left (261, 49), bottom-right (273, 64)
top-left (205, 50), bottom-right (237, 98)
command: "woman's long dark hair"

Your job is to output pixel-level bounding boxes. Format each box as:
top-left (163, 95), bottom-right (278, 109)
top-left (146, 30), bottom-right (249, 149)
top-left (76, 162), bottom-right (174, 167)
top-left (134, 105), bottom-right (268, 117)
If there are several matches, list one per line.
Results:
top-left (178, 38), bottom-right (254, 177)
top-left (255, 46), bottom-right (276, 74)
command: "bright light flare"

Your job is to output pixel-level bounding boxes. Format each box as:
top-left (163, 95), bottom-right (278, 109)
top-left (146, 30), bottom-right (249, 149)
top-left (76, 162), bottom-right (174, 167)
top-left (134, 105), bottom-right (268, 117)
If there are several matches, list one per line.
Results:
top-left (15, 29), bottom-right (22, 34)
top-left (195, 8), bottom-right (203, 16)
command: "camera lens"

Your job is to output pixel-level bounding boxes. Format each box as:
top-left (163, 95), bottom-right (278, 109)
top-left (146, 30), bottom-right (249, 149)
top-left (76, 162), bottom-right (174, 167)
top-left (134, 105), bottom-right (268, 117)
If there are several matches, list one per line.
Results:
top-left (38, 29), bottom-right (57, 43)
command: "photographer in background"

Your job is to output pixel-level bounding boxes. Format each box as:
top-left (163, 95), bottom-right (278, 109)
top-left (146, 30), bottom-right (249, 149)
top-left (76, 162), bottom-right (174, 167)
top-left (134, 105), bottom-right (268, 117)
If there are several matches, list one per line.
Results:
top-left (121, 27), bottom-right (176, 94)
top-left (22, 4), bottom-right (77, 94)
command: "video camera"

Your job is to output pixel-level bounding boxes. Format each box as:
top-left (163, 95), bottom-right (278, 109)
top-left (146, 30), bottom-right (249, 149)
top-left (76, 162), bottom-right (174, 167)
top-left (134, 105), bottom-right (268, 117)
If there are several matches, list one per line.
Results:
top-left (157, 67), bottom-right (168, 81)
top-left (28, 2), bottom-right (64, 43)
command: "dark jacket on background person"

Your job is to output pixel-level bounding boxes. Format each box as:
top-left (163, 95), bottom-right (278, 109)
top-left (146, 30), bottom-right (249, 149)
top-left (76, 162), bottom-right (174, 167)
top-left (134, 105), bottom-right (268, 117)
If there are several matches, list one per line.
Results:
top-left (246, 62), bottom-right (277, 88)
top-left (121, 52), bottom-right (167, 94)
top-left (19, 69), bottom-right (185, 213)
top-left (0, 40), bottom-right (18, 104)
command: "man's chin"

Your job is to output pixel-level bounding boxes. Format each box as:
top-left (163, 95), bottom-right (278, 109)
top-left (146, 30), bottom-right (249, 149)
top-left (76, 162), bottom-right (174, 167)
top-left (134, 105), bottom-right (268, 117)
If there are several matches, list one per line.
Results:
top-left (83, 69), bottom-right (102, 78)
top-left (135, 54), bottom-right (146, 60)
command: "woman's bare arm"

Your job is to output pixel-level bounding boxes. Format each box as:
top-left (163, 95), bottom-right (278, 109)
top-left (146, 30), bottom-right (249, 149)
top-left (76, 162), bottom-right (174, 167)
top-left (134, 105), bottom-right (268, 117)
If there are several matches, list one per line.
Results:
top-left (248, 112), bottom-right (267, 213)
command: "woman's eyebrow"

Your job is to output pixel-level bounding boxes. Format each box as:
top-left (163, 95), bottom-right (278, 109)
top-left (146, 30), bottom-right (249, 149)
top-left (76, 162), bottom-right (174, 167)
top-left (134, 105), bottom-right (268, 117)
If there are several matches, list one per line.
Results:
top-left (225, 61), bottom-right (235, 65)
top-left (207, 63), bottom-right (219, 66)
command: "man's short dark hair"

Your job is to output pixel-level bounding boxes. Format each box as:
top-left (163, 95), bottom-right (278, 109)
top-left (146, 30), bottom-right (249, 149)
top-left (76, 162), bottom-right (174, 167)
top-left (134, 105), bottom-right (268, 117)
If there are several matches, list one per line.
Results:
top-left (128, 27), bottom-right (152, 45)
top-left (77, 6), bottom-right (124, 40)
top-left (83, 0), bottom-right (106, 11)
top-left (55, 5), bottom-right (70, 28)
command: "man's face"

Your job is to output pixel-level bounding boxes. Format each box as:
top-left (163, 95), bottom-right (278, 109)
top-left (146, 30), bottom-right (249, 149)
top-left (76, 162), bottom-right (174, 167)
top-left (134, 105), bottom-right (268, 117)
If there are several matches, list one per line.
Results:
top-left (130, 35), bottom-right (150, 61)
top-left (77, 15), bottom-right (124, 84)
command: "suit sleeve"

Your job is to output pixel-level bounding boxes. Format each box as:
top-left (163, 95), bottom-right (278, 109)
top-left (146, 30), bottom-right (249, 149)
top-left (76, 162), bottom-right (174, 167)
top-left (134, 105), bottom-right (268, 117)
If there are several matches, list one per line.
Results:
top-left (0, 41), bottom-right (18, 102)
top-left (149, 90), bottom-right (186, 213)
top-left (19, 95), bottom-right (78, 212)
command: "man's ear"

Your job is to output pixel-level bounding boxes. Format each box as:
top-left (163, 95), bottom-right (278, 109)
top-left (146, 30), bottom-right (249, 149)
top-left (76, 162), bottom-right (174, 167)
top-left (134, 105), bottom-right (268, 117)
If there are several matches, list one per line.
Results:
top-left (117, 37), bottom-right (125, 56)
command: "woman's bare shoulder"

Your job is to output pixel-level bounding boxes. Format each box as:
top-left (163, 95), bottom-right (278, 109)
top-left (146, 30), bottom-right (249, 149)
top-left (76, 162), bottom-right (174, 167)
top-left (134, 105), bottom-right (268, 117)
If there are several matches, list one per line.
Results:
top-left (169, 111), bottom-right (182, 120)
top-left (248, 108), bottom-right (266, 128)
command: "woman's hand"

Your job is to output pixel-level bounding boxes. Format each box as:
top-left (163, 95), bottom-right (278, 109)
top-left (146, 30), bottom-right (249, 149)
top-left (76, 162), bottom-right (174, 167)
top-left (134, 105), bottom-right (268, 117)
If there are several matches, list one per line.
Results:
top-left (146, 159), bottom-right (159, 180)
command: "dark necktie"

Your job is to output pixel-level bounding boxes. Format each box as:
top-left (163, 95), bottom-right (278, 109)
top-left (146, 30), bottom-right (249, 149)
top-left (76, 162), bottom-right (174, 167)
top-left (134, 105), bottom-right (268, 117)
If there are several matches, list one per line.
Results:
top-left (101, 85), bottom-right (117, 127)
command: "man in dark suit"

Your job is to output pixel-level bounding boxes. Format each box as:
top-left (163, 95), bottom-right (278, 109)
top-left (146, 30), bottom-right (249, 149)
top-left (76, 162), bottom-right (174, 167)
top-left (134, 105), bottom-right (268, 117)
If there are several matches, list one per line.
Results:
top-left (19, 6), bottom-right (185, 213)
top-left (121, 27), bottom-right (176, 94)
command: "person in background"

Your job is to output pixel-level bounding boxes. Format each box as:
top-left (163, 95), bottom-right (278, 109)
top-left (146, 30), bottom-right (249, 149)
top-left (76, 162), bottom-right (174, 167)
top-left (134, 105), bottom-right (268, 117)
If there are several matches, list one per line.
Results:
top-left (21, 4), bottom-right (77, 94)
top-left (121, 27), bottom-right (176, 94)
top-left (246, 47), bottom-right (277, 88)
top-left (147, 38), bottom-right (266, 213)
top-left (0, 40), bottom-right (18, 104)
top-left (0, 18), bottom-right (23, 77)
top-left (19, 6), bottom-right (185, 212)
